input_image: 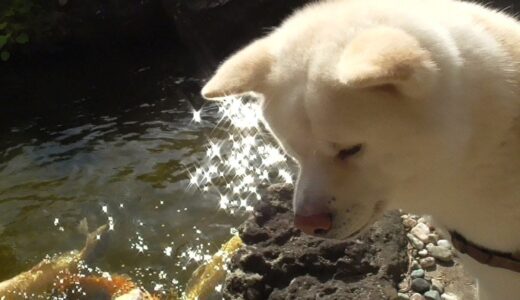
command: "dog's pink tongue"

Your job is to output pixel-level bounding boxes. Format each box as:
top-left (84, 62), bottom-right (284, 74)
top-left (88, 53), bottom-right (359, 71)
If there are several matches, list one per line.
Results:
top-left (294, 213), bottom-right (332, 235)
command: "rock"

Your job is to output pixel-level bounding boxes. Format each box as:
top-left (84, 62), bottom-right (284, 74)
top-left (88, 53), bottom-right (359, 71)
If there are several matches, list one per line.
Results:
top-left (411, 260), bottom-right (421, 270)
top-left (424, 290), bottom-right (441, 300)
top-left (396, 292), bottom-right (410, 300)
top-left (431, 279), bottom-right (444, 294)
top-left (268, 276), bottom-right (397, 300)
top-left (223, 184), bottom-right (409, 299)
top-left (441, 292), bottom-right (459, 300)
top-left (411, 223), bottom-right (431, 242)
top-left (411, 278), bottom-right (431, 293)
top-left (407, 233), bottom-right (425, 250)
top-left (418, 249), bottom-right (428, 257)
top-left (419, 257), bottom-right (436, 269)
top-left (225, 270), bottom-right (264, 300)
top-left (426, 244), bottom-right (453, 262)
top-left (410, 293), bottom-right (426, 300)
top-left (398, 280), bottom-right (409, 292)
top-left (403, 217), bottom-right (418, 229)
top-left (411, 269), bottom-right (425, 279)
top-left (437, 239), bottom-right (452, 249)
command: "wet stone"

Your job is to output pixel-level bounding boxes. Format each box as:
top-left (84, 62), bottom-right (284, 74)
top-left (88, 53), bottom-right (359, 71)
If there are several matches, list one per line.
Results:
top-left (411, 278), bottom-right (431, 293)
top-left (418, 249), bottom-right (428, 257)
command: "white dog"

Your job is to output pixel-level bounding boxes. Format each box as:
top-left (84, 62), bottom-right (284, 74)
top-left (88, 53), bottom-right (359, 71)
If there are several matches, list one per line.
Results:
top-left (201, 0), bottom-right (520, 298)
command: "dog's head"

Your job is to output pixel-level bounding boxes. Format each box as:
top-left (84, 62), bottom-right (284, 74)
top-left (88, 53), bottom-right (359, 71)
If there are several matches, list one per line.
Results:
top-left (202, 21), bottom-right (461, 238)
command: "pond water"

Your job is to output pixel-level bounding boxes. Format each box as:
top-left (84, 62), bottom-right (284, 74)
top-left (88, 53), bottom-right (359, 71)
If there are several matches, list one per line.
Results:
top-left (0, 44), bottom-right (294, 298)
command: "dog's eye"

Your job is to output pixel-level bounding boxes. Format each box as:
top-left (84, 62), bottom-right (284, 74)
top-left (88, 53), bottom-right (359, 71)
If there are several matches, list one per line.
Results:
top-left (336, 144), bottom-right (362, 161)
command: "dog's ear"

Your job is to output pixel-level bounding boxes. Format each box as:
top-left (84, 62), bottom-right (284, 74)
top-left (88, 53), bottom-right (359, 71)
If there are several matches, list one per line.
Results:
top-left (201, 39), bottom-right (273, 100)
top-left (337, 27), bottom-right (438, 97)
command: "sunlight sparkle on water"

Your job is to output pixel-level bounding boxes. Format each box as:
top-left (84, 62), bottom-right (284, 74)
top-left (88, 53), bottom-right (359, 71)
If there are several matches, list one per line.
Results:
top-left (192, 109), bottom-right (202, 123)
top-left (189, 96), bottom-right (294, 214)
top-left (164, 246), bottom-right (173, 257)
top-left (37, 95), bottom-right (294, 299)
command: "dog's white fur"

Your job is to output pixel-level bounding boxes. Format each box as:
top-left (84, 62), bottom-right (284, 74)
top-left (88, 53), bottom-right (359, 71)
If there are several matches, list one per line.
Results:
top-left (202, 0), bottom-right (520, 298)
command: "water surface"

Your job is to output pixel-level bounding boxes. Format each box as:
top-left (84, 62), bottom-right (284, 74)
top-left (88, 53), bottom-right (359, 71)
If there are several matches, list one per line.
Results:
top-left (0, 45), bottom-right (289, 297)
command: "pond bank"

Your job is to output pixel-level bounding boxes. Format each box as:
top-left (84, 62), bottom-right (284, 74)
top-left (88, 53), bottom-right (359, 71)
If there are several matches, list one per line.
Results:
top-left (224, 184), bottom-right (409, 299)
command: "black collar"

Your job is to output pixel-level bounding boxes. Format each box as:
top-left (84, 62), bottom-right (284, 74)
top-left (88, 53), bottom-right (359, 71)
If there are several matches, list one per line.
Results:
top-left (450, 231), bottom-right (520, 273)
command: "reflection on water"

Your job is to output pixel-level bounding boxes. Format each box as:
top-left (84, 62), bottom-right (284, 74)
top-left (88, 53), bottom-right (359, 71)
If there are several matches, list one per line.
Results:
top-left (0, 92), bottom-right (230, 296)
top-left (0, 46), bottom-right (293, 298)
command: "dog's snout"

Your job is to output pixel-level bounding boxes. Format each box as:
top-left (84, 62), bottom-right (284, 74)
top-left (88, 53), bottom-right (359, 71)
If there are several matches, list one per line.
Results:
top-left (294, 213), bottom-right (332, 235)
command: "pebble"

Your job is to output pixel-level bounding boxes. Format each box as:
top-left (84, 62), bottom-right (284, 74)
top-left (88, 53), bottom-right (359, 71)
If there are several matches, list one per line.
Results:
top-left (437, 239), bottom-right (452, 249)
top-left (424, 290), bottom-right (441, 300)
top-left (411, 278), bottom-right (430, 293)
top-left (407, 233), bottom-right (425, 250)
top-left (441, 293), bottom-right (458, 300)
top-left (403, 217), bottom-right (418, 228)
top-left (426, 244), bottom-right (453, 262)
top-left (411, 260), bottom-right (421, 270)
top-left (396, 293), bottom-right (410, 300)
top-left (398, 280), bottom-right (409, 292)
top-left (431, 279), bottom-right (444, 294)
top-left (411, 223), bottom-right (431, 242)
top-left (411, 268), bottom-right (425, 279)
top-left (401, 216), bottom-right (459, 300)
top-left (419, 257), bottom-right (436, 269)
top-left (410, 293), bottom-right (426, 300)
